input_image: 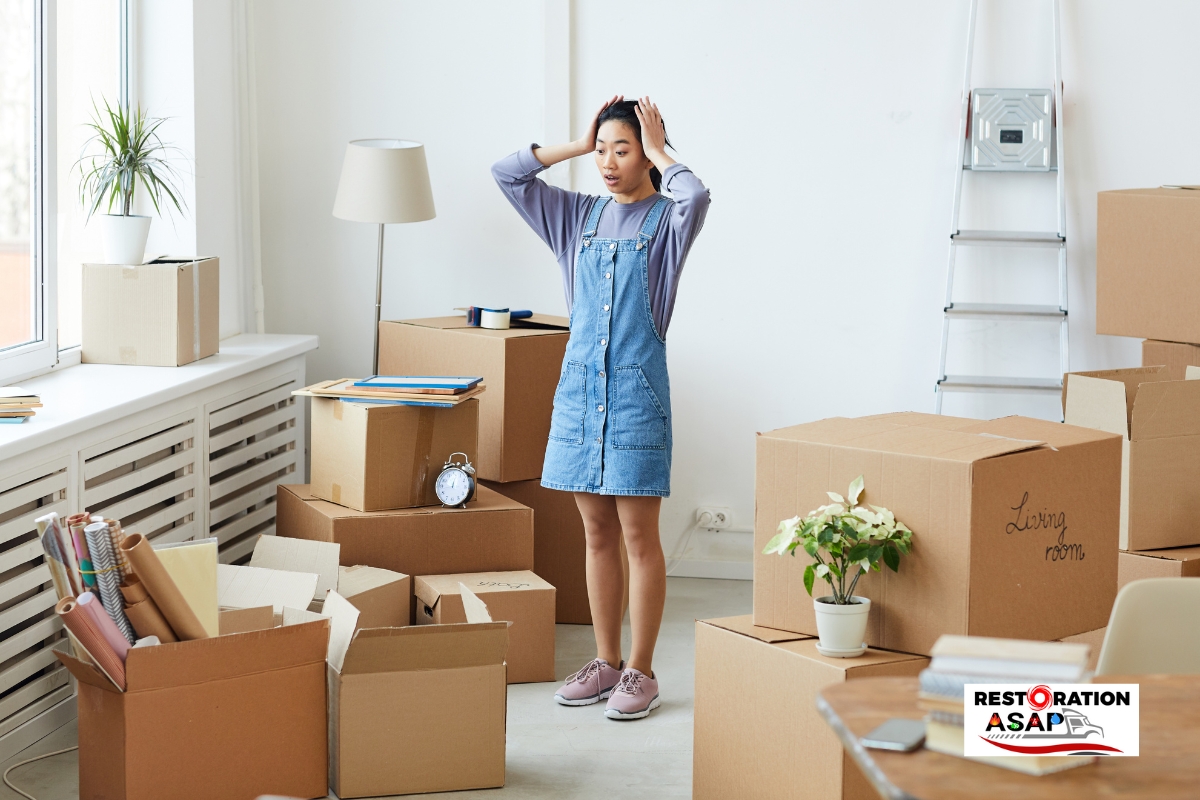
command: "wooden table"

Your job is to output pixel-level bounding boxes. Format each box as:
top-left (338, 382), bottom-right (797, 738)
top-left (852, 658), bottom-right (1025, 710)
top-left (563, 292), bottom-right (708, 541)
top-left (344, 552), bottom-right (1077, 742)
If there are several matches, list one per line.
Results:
top-left (817, 675), bottom-right (1200, 799)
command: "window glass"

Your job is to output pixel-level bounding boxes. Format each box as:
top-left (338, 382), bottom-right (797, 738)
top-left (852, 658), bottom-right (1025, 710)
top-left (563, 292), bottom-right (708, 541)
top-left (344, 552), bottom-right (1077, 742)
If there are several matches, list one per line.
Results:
top-left (0, 0), bottom-right (35, 352)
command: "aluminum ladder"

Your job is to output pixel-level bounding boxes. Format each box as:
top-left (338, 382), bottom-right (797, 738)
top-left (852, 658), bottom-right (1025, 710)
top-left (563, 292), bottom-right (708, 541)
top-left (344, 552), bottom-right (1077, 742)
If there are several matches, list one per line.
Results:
top-left (934, 0), bottom-right (1068, 413)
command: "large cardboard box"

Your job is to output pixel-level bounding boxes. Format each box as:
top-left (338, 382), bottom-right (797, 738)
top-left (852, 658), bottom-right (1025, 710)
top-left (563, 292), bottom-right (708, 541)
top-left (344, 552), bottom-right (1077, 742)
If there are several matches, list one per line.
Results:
top-left (693, 616), bottom-right (927, 800)
top-left (276, 484), bottom-right (534, 579)
top-left (378, 315), bottom-right (570, 482)
top-left (1143, 339), bottom-right (1200, 381)
top-left (327, 594), bottom-right (508, 797)
top-left (82, 257), bottom-right (219, 366)
top-left (415, 570), bottom-right (554, 683)
top-left (1119, 546), bottom-right (1200, 587)
top-left (1058, 627), bottom-right (1106, 672)
top-left (753, 413), bottom-right (1122, 655)
top-left (56, 612), bottom-right (329, 800)
top-left (481, 478), bottom-right (629, 623)
top-left (1097, 187), bottom-right (1200, 343)
top-left (1064, 366), bottom-right (1200, 550)
top-left (310, 396), bottom-right (479, 511)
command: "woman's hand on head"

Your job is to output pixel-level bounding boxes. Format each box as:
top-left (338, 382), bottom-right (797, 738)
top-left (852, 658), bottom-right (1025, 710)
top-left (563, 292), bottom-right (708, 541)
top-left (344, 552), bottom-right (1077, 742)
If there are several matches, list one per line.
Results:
top-left (577, 95), bottom-right (623, 156)
top-left (634, 97), bottom-right (668, 159)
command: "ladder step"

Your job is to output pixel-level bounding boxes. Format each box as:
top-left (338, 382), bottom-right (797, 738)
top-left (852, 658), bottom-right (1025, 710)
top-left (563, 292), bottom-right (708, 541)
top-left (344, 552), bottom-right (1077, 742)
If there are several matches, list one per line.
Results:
top-left (952, 230), bottom-right (1065, 247)
top-left (938, 375), bottom-right (1063, 394)
top-left (945, 303), bottom-right (1066, 321)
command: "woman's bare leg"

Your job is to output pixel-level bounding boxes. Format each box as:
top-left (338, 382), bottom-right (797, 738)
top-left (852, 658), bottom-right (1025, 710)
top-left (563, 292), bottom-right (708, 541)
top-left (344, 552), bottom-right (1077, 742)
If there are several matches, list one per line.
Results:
top-left (616, 496), bottom-right (664, 676)
top-left (575, 493), bottom-right (625, 666)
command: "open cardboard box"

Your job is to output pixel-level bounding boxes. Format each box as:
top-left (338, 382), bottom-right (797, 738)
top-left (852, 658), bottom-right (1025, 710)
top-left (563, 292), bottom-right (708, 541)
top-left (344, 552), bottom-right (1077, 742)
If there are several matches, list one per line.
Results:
top-left (378, 314), bottom-right (570, 482)
top-left (1064, 365), bottom-right (1200, 550)
top-left (1143, 339), bottom-right (1200, 381)
top-left (753, 412), bottom-right (1122, 655)
top-left (323, 585), bottom-right (508, 797)
top-left (55, 608), bottom-right (329, 800)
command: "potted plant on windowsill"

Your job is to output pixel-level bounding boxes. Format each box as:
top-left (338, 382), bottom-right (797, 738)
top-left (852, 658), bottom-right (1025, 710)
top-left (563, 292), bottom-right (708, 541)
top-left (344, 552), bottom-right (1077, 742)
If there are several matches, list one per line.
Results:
top-left (77, 98), bottom-right (185, 265)
top-left (762, 475), bottom-right (912, 658)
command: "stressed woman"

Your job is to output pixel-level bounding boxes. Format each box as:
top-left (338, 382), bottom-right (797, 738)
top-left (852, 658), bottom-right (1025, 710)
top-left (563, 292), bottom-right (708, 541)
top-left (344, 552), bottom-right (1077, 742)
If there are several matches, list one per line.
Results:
top-left (492, 96), bottom-right (710, 720)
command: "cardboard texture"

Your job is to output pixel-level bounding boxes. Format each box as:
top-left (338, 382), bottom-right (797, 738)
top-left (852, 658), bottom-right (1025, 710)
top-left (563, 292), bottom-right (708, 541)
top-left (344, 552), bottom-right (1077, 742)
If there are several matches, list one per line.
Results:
top-left (481, 478), bottom-right (629, 623)
top-left (693, 616), bottom-right (927, 800)
top-left (56, 612), bottom-right (329, 800)
top-left (81, 257), bottom-right (219, 366)
top-left (753, 413), bottom-right (1122, 655)
top-left (1064, 366), bottom-right (1200, 550)
top-left (1143, 339), bottom-right (1200, 381)
top-left (276, 483), bottom-right (534, 582)
top-left (250, 535), bottom-right (341, 597)
top-left (217, 562), bottom-right (319, 613)
top-left (327, 618), bottom-right (509, 797)
top-left (415, 570), bottom-right (555, 683)
top-left (337, 565), bottom-right (411, 630)
top-left (1097, 188), bottom-right (1200, 344)
top-left (310, 396), bottom-right (479, 512)
top-left (378, 315), bottom-right (570, 482)
top-left (1119, 546), bottom-right (1200, 589)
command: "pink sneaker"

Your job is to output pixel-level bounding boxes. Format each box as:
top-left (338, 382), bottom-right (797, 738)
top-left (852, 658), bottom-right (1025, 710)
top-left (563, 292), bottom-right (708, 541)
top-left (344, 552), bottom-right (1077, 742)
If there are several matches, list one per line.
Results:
top-left (604, 667), bottom-right (661, 720)
top-left (555, 658), bottom-right (624, 706)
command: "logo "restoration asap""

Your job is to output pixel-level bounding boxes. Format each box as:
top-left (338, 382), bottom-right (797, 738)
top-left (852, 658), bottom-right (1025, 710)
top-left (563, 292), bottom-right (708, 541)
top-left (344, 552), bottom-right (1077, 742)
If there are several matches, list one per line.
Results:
top-left (964, 683), bottom-right (1140, 758)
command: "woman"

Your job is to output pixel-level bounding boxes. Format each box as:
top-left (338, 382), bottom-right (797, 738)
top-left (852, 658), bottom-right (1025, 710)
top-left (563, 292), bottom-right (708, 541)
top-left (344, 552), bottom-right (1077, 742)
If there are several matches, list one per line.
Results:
top-left (492, 96), bottom-right (710, 720)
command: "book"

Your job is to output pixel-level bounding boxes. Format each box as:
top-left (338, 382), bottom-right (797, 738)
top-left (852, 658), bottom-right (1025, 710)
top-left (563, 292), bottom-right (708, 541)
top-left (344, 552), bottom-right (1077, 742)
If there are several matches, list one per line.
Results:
top-left (0, 410), bottom-right (35, 418)
top-left (351, 376), bottom-right (482, 394)
top-left (924, 719), bottom-right (1096, 776)
top-left (0, 387), bottom-right (38, 401)
top-left (293, 379), bottom-right (486, 407)
top-left (919, 668), bottom-right (1088, 700)
top-left (0, 417), bottom-right (29, 424)
top-left (929, 636), bottom-right (1090, 681)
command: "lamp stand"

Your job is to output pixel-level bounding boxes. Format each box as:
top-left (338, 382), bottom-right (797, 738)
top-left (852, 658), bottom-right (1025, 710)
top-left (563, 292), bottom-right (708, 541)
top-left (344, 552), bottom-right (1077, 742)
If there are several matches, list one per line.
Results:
top-left (372, 222), bottom-right (385, 375)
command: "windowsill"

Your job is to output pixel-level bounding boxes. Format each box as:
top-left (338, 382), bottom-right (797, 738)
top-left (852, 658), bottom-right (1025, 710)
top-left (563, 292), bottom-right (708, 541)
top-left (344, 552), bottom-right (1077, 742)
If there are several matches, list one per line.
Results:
top-left (0, 334), bottom-right (319, 464)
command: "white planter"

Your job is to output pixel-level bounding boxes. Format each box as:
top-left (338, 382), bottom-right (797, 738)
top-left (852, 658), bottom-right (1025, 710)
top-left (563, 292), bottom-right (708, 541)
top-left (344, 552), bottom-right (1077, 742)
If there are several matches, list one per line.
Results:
top-left (813, 595), bottom-right (871, 657)
top-left (98, 214), bottom-right (151, 265)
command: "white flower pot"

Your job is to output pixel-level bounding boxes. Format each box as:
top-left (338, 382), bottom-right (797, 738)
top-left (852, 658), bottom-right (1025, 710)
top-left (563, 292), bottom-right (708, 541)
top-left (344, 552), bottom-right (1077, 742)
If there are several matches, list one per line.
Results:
top-left (98, 214), bottom-right (151, 265)
top-left (813, 595), bottom-right (871, 657)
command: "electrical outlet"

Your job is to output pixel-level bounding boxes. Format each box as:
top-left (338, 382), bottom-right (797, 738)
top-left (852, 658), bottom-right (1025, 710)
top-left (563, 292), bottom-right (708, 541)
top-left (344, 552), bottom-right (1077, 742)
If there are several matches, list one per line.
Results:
top-left (696, 506), bottom-right (731, 530)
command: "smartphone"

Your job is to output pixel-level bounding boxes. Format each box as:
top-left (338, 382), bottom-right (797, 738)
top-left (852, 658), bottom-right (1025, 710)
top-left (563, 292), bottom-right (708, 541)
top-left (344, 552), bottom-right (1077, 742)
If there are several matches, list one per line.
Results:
top-left (860, 718), bottom-right (926, 752)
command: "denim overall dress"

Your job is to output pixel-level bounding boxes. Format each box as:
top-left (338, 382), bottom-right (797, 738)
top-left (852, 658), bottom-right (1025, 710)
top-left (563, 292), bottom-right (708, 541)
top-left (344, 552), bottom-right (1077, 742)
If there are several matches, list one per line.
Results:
top-left (541, 196), bottom-right (673, 497)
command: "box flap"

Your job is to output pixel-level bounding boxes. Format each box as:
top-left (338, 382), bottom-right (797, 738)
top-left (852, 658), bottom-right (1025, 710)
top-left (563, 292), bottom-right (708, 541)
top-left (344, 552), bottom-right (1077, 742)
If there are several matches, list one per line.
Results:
top-left (218, 605), bottom-right (275, 635)
top-left (288, 483), bottom-right (524, 521)
top-left (1063, 373), bottom-right (1133, 438)
top-left (250, 535), bottom-right (340, 597)
top-left (337, 564), bottom-right (407, 599)
top-left (416, 570), bottom-right (553, 596)
top-left (413, 576), bottom-right (444, 609)
top-left (340, 623), bottom-right (509, 675)
top-left (697, 615), bottom-right (811, 644)
top-left (761, 415), bottom-right (1045, 462)
top-left (53, 643), bottom-right (121, 693)
top-left (965, 415), bottom-right (1121, 448)
top-left (1125, 544), bottom-right (1200, 563)
top-left (124, 618), bottom-right (329, 692)
top-left (390, 314), bottom-right (569, 335)
top-left (1065, 367), bottom-right (1173, 428)
top-left (1130, 378), bottom-right (1200, 440)
top-left (217, 562), bottom-right (319, 613)
top-left (321, 590), bottom-right (361, 671)
top-left (459, 584), bottom-right (493, 624)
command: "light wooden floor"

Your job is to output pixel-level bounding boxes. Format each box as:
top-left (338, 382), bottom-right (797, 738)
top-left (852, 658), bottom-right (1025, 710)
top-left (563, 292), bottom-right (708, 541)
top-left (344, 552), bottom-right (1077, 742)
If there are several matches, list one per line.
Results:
top-left (0, 577), bottom-right (752, 800)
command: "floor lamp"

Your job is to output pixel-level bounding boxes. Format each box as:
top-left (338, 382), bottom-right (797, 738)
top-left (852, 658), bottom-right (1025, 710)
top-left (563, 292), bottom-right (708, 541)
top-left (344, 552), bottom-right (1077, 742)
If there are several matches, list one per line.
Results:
top-left (332, 139), bottom-right (436, 374)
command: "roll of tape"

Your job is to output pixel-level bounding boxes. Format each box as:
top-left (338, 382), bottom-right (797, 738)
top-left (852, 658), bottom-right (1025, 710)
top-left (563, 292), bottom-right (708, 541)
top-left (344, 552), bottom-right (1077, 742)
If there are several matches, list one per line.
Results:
top-left (480, 308), bottom-right (510, 330)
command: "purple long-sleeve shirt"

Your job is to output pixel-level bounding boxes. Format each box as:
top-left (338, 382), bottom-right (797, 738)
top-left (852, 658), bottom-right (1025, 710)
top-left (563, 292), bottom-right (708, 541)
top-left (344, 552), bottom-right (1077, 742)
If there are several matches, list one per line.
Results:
top-left (492, 145), bottom-right (710, 337)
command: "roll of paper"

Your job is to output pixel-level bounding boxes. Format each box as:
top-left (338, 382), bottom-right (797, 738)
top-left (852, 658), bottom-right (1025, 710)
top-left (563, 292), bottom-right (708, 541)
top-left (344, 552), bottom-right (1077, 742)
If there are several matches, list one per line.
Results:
top-left (77, 592), bottom-right (132, 661)
top-left (120, 533), bottom-right (209, 640)
top-left (84, 522), bottom-right (136, 644)
top-left (119, 574), bottom-right (178, 643)
top-left (68, 514), bottom-right (97, 590)
top-left (57, 597), bottom-right (126, 690)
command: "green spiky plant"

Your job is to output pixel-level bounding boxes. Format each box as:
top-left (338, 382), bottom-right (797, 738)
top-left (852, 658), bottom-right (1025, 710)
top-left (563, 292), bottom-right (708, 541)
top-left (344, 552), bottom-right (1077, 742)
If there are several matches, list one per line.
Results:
top-left (77, 98), bottom-right (186, 220)
top-left (762, 475), bottom-right (913, 605)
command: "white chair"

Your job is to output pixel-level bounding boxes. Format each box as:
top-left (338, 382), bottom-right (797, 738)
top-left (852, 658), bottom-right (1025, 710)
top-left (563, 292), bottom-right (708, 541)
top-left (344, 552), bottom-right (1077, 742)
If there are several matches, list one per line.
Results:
top-left (1095, 578), bottom-right (1200, 675)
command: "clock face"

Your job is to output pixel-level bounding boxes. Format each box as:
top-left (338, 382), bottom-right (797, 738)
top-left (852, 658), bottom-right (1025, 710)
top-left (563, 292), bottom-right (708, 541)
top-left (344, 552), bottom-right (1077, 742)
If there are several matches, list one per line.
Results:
top-left (436, 467), bottom-right (472, 506)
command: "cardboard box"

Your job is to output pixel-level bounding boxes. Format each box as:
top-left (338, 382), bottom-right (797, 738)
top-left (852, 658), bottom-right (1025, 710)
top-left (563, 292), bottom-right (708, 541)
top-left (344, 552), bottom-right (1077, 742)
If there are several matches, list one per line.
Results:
top-left (326, 587), bottom-right (508, 797)
top-left (1097, 187), bottom-right (1200, 344)
top-left (481, 478), bottom-right (629, 623)
top-left (1064, 366), bottom-right (1200, 550)
top-left (753, 412), bottom-right (1122, 655)
top-left (1143, 339), bottom-right (1200, 381)
top-left (1058, 627), bottom-right (1106, 672)
top-left (1119, 546), bottom-right (1200, 588)
top-left (276, 483), bottom-right (534, 580)
top-left (310, 396), bottom-right (479, 512)
top-left (337, 565), bottom-right (411, 629)
top-left (693, 616), bottom-right (927, 800)
top-left (56, 611), bottom-right (329, 800)
top-left (415, 570), bottom-right (554, 683)
top-left (378, 315), bottom-right (570, 482)
top-left (82, 257), bottom-right (219, 366)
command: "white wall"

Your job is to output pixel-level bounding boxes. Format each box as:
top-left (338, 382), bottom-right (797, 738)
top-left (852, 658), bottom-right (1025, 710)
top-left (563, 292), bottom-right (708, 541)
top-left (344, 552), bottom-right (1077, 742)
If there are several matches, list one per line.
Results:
top-left (251, 0), bottom-right (1200, 554)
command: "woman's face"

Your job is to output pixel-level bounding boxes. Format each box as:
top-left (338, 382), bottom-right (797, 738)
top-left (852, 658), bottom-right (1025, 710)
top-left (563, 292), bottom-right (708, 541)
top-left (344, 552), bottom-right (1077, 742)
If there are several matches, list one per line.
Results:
top-left (594, 120), bottom-right (653, 195)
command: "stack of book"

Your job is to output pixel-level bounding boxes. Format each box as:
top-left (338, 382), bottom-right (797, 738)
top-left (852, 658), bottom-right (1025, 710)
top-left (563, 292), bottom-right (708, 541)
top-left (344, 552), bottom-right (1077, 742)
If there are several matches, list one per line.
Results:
top-left (294, 376), bottom-right (485, 408)
top-left (0, 387), bottom-right (41, 424)
top-left (920, 635), bottom-right (1093, 776)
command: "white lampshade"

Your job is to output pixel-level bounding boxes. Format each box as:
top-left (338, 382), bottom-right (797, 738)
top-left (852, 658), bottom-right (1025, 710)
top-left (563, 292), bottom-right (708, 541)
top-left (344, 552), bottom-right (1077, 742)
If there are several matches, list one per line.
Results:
top-left (332, 139), bottom-right (436, 224)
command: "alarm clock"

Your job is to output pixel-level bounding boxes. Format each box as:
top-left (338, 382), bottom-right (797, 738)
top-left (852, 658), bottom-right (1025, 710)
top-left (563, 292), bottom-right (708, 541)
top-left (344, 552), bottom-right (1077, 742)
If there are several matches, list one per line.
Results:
top-left (435, 452), bottom-right (476, 508)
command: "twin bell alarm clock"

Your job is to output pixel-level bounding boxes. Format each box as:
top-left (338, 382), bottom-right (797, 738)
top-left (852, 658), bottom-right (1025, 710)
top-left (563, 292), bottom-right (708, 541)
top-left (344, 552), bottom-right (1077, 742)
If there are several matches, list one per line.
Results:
top-left (435, 452), bottom-right (476, 508)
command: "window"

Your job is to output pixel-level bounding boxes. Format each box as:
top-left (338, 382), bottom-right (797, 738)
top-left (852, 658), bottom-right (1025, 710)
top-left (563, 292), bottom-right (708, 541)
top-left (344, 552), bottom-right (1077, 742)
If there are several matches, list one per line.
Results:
top-left (0, 0), bottom-right (125, 384)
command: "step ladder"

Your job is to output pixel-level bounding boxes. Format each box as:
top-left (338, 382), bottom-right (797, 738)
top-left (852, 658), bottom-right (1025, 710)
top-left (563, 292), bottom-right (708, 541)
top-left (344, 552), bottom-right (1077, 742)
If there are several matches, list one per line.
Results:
top-left (934, 0), bottom-right (1068, 414)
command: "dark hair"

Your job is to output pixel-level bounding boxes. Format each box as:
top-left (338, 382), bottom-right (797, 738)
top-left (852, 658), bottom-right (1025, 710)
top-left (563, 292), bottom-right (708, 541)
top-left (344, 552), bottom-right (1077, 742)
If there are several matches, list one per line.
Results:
top-left (595, 100), bottom-right (672, 191)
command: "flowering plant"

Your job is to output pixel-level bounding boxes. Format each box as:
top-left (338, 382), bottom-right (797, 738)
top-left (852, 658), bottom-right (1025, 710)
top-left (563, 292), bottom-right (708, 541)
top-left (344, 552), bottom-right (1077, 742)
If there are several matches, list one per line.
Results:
top-left (762, 475), bottom-right (912, 605)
